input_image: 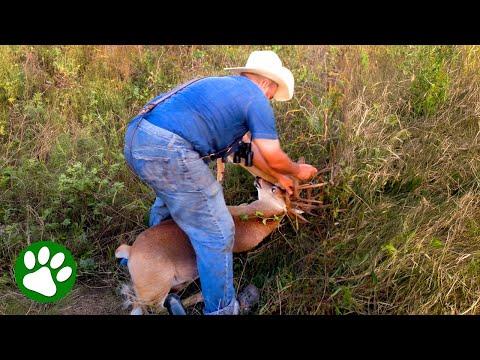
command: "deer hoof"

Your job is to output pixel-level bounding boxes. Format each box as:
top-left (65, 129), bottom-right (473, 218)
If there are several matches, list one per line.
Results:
top-left (130, 307), bottom-right (143, 315)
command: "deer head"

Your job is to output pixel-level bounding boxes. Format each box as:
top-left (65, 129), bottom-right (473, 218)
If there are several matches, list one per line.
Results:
top-left (225, 157), bottom-right (328, 225)
top-left (254, 177), bottom-right (287, 213)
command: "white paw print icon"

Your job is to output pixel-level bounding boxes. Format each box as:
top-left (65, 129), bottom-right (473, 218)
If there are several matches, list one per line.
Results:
top-left (22, 246), bottom-right (73, 297)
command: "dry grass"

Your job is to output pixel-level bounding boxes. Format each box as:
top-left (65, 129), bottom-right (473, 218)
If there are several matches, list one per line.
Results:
top-left (1, 45), bottom-right (480, 314)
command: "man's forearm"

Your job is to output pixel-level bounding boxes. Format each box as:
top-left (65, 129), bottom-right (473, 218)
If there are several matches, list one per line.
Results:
top-left (247, 135), bottom-right (299, 177)
top-left (244, 133), bottom-right (285, 180)
top-left (251, 143), bottom-right (283, 180)
top-left (250, 138), bottom-right (317, 182)
top-left (251, 141), bottom-right (296, 179)
top-left (260, 149), bottom-right (299, 176)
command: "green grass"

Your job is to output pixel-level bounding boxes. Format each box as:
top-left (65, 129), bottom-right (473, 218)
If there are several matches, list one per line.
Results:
top-left (1, 45), bottom-right (480, 314)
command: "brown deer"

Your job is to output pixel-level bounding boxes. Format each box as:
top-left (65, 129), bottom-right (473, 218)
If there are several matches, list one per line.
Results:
top-left (116, 153), bottom-right (328, 315)
top-left (115, 177), bottom-right (292, 315)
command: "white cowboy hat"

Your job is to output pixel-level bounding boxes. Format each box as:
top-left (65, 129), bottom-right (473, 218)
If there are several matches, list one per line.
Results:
top-left (224, 50), bottom-right (294, 101)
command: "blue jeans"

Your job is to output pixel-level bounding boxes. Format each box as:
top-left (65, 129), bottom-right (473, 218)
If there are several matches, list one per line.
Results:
top-left (124, 116), bottom-right (238, 315)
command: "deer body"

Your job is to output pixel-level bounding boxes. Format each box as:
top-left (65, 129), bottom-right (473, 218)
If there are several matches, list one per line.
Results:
top-left (116, 178), bottom-right (287, 314)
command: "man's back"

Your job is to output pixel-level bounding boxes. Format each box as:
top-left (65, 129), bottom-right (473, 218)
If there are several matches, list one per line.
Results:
top-left (144, 75), bottom-right (278, 157)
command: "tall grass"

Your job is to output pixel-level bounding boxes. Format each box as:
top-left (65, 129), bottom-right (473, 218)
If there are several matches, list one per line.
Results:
top-left (1, 45), bottom-right (480, 314)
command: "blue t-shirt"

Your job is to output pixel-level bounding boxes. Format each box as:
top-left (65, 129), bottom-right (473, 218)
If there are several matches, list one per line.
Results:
top-left (143, 75), bottom-right (278, 157)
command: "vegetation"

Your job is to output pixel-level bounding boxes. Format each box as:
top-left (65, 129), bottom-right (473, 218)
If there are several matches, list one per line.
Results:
top-left (1, 45), bottom-right (480, 314)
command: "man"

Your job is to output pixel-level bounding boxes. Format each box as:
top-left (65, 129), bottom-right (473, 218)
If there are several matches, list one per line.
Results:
top-left (124, 50), bottom-right (318, 315)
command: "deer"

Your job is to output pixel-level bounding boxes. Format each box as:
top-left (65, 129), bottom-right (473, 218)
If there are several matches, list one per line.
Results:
top-left (116, 158), bottom-right (327, 315)
top-left (115, 177), bottom-right (292, 315)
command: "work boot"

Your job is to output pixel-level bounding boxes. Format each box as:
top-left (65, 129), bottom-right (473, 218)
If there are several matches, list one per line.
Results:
top-left (237, 284), bottom-right (260, 314)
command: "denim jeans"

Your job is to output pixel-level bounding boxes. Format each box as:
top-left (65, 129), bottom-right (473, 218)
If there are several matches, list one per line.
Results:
top-left (124, 116), bottom-right (238, 315)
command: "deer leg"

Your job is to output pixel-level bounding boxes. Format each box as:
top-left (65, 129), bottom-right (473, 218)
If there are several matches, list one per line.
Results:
top-left (182, 292), bottom-right (204, 308)
top-left (154, 292), bottom-right (202, 315)
top-left (171, 277), bottom-right (199, 293)
top-left (130, 307), bottom-right (144, 315)
top-left (132, 282), bottom-right (171, 315)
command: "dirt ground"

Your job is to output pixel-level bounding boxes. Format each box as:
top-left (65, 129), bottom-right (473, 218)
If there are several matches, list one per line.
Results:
top-left (55, 286), bottom-right (127, 315)
top-left (0, 284), bottom-right (128, 315)
top-left (0, 279), bottom-right (208, 315)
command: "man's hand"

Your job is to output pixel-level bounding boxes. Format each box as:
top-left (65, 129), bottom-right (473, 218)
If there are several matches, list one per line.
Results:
top-left (276, 173), bottom-right (295, 195)
top-left (294, 163), bottom-right (318, 181)
top-left (250, 137), bottom-right (318, 193)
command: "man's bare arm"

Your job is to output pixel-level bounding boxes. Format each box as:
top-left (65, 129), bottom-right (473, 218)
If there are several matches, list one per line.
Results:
top-left (252, 138), bottom-right (300, 176)
top-left (243, 134), bottom-right (287, 179)
top-left (239, 134), bottom-right (295, 193)
top-left (252, 138), bottom-right (318, 180)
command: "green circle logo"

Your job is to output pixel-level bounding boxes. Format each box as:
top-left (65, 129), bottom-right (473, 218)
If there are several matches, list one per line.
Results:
top-left (14, 241), bottom-right (77, 303)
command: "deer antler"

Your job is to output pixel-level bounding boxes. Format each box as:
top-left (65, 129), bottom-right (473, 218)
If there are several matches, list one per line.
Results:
top-left (284, 188), bottom-right (327, 223)
top-left (281, 157), bottom-right (333, 224)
